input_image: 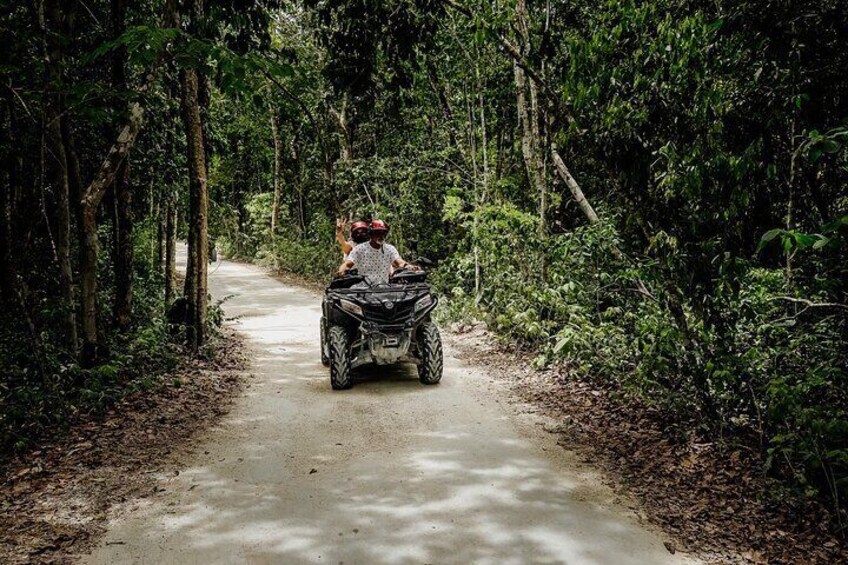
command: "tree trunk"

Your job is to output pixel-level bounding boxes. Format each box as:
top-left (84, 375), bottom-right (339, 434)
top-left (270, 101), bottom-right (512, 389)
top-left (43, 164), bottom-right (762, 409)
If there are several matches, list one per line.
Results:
top-left (551, 143), bottom-right (599, 225)
top-left (111, 0), bottom-right (133, 331)
top-left (78, 101), bottom-right (144, 363)
top-left (331, 92), bottom-right (353, 162)
top-left (514, 63), bottom-right (534, 185)
top-left (156, 196), bottom-right (164, 269)
top-left (270, 109), bottom-right (282, 233)
top-left (180, 66), bottom-right (209, 350)
top-left (165, 199), bottom-right (177, 304)
top-left (426, 59), bottom-right (465, 160)
top-left (79, 204), bottom-right (100, 363)
top-left (529, 78), bottom-right (546, 233)
top-left (514, 0), bottom-right (546, 234)
top-left (41, 0), bottom-right (78, 352)
top-left (477, 61), bottom-right (489, 203)
top-left (0, 101), bottom-right (11, 293)
top-left (290, 136), bottom-right (306, 233)
top-left (113, 161), bottom-right (133, 330)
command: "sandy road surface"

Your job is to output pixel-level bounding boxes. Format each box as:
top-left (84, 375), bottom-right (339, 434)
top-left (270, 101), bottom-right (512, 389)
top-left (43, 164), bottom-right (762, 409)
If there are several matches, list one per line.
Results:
top-left (84, 246), bottom-right (696, 564)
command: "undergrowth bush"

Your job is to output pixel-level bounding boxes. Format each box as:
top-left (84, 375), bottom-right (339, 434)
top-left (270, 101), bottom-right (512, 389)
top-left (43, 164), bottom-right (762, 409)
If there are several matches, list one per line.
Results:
top-left (435, 204), bottom-right (847, 512)
top-left (0, 222), bottom-right (200, 458)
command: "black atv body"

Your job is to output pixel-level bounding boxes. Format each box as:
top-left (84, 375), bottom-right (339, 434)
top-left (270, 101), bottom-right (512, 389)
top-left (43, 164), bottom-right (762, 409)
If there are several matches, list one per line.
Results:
top-left (320, 269), bottom-right (443, 389)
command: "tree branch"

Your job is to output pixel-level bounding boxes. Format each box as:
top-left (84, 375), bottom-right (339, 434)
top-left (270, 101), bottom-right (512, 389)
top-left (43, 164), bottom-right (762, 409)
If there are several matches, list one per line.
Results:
top-left (551, 142), bottom-right (598, 224)
top-left (769, 296), bottom-right (848, 311)
top-left (443, 0), bottom-right (573, 126)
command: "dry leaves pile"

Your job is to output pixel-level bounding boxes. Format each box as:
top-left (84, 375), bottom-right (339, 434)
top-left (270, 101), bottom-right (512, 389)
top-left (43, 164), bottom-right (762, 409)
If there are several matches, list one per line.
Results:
top-left (0, 328), bottom-right (248, 564)
top-left (448, 324), bottom-right (847, 564)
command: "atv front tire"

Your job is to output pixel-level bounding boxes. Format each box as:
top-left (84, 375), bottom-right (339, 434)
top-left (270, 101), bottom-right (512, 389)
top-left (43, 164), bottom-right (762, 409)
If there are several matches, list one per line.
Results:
top-left (417, 322), bottom-right (443, 385)
top-left (320, 317), bottom-right (330, 366)
top-left (328, 325), bottom-right (352, 390)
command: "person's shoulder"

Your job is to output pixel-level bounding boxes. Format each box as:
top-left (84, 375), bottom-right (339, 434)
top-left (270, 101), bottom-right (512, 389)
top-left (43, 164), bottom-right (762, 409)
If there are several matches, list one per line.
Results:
top-left (349, 241), bottom-right (369, 257)
top-left (384, 243), bottom-right (400, 255)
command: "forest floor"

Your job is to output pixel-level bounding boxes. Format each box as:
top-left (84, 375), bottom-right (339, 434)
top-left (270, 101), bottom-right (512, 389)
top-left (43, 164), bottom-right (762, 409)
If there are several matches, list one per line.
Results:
top-left (0, 327), bottom-right (248, 564)
top-left (446, 323), bottom-right (848, 564)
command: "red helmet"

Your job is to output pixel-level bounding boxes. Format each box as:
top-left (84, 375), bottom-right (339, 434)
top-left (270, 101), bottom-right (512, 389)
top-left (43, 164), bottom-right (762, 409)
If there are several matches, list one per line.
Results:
top-left (370, 219), bottom-right (389, 234)
top-left (350, 220), bottom-right (370, 243)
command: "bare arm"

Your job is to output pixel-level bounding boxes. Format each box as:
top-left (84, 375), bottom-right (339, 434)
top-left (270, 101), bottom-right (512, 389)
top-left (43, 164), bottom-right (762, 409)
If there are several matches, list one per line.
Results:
top-left (392, 257), bottom-right (420, 271)
top-left (335, 217), bottom-right (352, 255)
top-left (335, 227), bottom-right (353, 255)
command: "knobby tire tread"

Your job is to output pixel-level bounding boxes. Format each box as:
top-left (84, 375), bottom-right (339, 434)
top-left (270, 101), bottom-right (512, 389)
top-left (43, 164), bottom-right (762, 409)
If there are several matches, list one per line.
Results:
top-left (320, 317), bottom-right (330, 366)
top-left (329, 325), bottom-right (352, 390)
top-left (418, 323), bottom-right (443, 385)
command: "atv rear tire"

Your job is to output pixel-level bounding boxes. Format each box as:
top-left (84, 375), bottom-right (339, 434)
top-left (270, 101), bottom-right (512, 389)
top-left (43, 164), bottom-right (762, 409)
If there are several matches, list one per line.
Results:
top-left (328, 325), bottom-right (352, 390)
top-left (320, 317), bottom-right (330, 366)
top-left (417, 323), bottom-right (443, 385)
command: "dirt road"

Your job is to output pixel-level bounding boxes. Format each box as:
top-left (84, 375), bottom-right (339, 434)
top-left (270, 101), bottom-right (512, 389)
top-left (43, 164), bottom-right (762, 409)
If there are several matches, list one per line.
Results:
top-left (84, 247), bottom-right (696, 564)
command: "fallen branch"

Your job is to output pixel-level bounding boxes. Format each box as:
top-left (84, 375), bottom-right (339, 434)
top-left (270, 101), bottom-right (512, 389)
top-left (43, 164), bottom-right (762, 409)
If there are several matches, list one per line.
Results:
top-left (551, 142), bottom-right (598, 225)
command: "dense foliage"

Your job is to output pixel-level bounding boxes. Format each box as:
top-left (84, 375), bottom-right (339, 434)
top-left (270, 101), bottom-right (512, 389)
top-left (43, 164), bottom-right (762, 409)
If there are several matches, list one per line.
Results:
top-left (1, 0), bottom-right (846, 535)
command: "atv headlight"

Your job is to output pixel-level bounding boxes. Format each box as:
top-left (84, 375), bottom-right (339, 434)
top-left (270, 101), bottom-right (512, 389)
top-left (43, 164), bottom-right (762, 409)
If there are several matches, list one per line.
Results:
top-left (339, 298), bottom-right (363, 317)
top-left (414, 295), bottom-right (433, 312)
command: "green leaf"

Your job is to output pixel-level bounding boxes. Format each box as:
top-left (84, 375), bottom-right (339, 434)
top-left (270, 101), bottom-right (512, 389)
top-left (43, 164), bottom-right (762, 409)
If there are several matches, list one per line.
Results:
top-left (821, 139), bottom-right (841, 154)
top-left (707, 19), bottom-right (724, 32)
top-left (812, 237), bottom-right (830, 250)
top-left (553, 336), bottom-right (571, 354)
top-left (792, 232), bottom-right (816, 248)
top-left (757, 228), bottom-right (782, 252)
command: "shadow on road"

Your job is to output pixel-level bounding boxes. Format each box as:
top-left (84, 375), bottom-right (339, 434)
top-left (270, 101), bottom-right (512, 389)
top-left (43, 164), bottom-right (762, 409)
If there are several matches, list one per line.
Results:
top-left (85, 255), bottom-right (686, 565)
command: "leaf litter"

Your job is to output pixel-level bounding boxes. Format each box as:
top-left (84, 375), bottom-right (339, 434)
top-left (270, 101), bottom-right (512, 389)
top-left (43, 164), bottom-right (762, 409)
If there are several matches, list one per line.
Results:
top-left (0, 327), bottom-right (248, 564)
top-left (447, 322), bottom-right (847, 564)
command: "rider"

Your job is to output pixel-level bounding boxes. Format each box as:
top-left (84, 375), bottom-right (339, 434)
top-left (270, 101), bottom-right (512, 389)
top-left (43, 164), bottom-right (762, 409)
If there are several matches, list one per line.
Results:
top-left (337, 219), bottom-right (418, 283)
top-left (335, 218), bottom-right (371, 259)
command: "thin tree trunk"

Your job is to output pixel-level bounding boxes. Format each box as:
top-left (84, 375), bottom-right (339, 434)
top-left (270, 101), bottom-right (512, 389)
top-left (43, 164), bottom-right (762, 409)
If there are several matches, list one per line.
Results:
top-left (551, 142), bottom-right (599, 225)
top-left (786, 119), bottom-right (796, 292)
top-left (514, 0), bottom-right (546, 234)
top-left (111, 0), bottom-right (133, 331)
top-left (78, 202), bottom-right (99, 363)
top-left (465, 81), bottom-right (482, 304)
top-left (41, 0), bottom-right (78, 352)
top-left (514, 62), bottom-right (533, 187)
top-left (165, 199), bottom-right (177, 304)
top-left (529, 78), bottom-right (546, 233)
top-left (0, 101), bottom-right (12, 294)
top-left (148, 186), bottom-right (165, 274)
top-left (331, 92), bottom-right (353, 162)
top-left (290, 136), bottom-right (306, 233)
top-left (477, 62), bottom-right (489, 204)
top-left (426, 59), bottom-right (465, 160)
top-left (180, 65), bottom-right (209, 350)
top-left (113, 161), bottom-right (133, 330)
top-left (78, 100), bottom-right (144, 363)
top-left (270, 109), bottom-right (282, 233)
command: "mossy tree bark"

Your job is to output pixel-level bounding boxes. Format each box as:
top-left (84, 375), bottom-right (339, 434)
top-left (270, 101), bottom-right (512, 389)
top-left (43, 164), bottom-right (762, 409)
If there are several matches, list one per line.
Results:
top-left (180, 65), bottom-right (209, 350)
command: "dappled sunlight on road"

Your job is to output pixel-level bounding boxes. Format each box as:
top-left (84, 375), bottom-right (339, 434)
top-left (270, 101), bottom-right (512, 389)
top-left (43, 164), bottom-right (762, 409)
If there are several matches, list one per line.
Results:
top-left (84, 251), bottom-right (694, 565)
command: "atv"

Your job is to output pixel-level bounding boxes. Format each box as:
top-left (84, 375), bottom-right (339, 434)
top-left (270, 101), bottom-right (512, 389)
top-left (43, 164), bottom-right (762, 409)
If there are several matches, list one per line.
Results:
top-left (320, 268), bottom-right (443, 390)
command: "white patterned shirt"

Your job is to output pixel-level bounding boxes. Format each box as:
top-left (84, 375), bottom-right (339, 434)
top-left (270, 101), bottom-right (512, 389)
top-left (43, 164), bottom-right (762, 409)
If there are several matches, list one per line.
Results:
top-left (348, 242), bottom-right (400, 284)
